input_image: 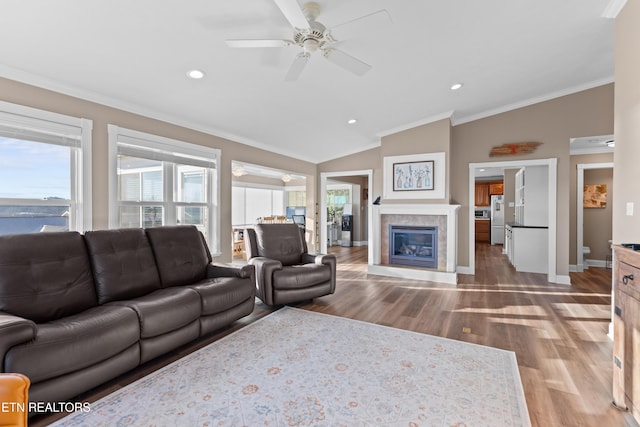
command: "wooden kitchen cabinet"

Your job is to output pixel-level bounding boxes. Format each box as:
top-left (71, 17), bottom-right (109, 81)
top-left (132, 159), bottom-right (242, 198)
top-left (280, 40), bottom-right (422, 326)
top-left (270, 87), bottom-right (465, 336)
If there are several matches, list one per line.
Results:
top-left (475, 219), bottom-right (490, 243)
top-left (475, 183), bottom-right (490, 206)
top-left (489, 182), bottom-right (504, 195)
top-left (613, 245), bottom-right (640, 422)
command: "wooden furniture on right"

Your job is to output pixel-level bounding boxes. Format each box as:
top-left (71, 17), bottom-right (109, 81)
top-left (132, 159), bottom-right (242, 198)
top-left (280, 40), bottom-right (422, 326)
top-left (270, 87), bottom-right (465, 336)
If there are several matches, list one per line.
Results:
top-left (613, 244), bottom-right (640, 422)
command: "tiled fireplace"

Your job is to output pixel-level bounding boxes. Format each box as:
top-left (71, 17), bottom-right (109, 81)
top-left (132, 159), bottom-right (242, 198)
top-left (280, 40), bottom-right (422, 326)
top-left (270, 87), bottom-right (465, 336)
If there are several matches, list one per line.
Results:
top-left (369, 204), bottom-right (460, 284)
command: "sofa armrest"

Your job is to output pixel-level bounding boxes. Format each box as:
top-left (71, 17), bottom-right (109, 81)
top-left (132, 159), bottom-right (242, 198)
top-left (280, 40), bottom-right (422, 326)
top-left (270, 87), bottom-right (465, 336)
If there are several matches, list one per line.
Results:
top-left (302, 253), bottom-right (337, 292)
top-left (0, 313), bottom-right (37, 373)
top-left (248, 257), bottom-right (283, 306)
top-left (206, 263), bottom-right (254, 280)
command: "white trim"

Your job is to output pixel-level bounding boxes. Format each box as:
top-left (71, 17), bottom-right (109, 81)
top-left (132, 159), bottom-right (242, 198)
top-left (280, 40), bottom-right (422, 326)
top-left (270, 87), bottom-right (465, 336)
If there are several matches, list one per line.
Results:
top-left (456, 265), bottom-right (473, 275)
top-left (576, 162), bottom-right (613, 274)
top-left (369, 203), bottom-right (460, 283)
top-left (376, 111), bottom-right (454, 138)
top-left (0, 100), bottom-right (92, 232)
top-left (453, 77), bottom-right (614, 126)
top-left (602, 0), bottom-right (628, 18)
top-left (368, 264), bottom-right (457, 285)
top-left (586, 259), bottom-right (608, 268)
top-left (554, 275), bottom-right (572, 285)
top-left (107, 124), bottom-right (220, 252)
top-left (468, 158), bottom-right (558, 283)
top-left (320, 169), bottom-right (373, 262)
top-left (383, 152), bottom-right (446, 200)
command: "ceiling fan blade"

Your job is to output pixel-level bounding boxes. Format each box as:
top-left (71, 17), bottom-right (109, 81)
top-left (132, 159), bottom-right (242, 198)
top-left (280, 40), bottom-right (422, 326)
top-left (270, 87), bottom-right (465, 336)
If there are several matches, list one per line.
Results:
top-left (329, 10), bottom-right (391, 41)
top-left (285, 52), bottom-right (310, 81)
top-left (225, 39), bottom-right (293, 48)
top-left (273, 0), bottom-right (310, 30)
top-left (323, 49), bottom-right (372, 76)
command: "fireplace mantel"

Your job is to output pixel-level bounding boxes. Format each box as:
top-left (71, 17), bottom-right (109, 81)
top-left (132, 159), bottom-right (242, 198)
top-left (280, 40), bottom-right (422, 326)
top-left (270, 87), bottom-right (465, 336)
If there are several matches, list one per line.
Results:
top-left (369, 203), bottom-right (460, 284)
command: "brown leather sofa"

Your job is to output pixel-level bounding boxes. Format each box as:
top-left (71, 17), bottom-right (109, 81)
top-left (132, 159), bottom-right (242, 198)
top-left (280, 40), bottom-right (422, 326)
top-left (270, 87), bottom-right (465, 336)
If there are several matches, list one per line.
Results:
top-left (0, 226), bottom-right (255, 406)
top-left (245, 223), bottom-right (336, 305)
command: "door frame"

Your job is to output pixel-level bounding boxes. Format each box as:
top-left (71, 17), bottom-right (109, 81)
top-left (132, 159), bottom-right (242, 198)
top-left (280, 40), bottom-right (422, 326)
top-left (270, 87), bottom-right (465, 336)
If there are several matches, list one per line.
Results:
top-left (467, 158), bottom-right (559, 283)
top-left (320, 169), bottom-right (373, 261)
top-left (576, 162), bottom-right (613, 271)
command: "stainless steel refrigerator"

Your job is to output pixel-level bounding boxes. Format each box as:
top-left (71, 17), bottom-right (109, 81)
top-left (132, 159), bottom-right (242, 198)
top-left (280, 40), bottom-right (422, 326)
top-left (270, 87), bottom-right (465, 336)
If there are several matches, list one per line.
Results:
top-left (490, 195), bottom-right (504, 245)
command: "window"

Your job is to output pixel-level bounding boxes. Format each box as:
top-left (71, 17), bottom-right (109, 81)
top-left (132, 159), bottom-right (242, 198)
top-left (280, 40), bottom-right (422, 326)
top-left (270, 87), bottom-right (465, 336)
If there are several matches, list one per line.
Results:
top-left (327, 185), bottom-right (351, 222)
top-left (231, 184), bottom-right (285, 226)
top-left (0, 101), bottom-right (92, 235)
top-left (108, 125), bottom-right (219, 253)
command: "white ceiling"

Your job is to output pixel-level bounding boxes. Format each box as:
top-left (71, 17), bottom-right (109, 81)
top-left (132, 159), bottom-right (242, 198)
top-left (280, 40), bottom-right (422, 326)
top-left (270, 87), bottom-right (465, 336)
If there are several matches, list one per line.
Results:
top-left (0, 0), bottom-right (614, 164)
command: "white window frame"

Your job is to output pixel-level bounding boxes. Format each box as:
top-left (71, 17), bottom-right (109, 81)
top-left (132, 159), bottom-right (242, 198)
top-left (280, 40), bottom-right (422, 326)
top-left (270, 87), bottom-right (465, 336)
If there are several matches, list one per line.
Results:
top-left (231, 182), bottom-right (286, 227)
top-left (107, 125), bottom-right (220, 254)
top-left (0, 100), bottom-right (92, 232)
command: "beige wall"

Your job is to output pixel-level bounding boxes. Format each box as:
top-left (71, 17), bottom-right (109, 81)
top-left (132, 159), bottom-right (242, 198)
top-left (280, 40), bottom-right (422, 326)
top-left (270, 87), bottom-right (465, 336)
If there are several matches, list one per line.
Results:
top-left (0, 77), bottom-right (316, 261)
top-left (451, 84), bottom-right (614, 273)
top-left (583, 168), bottom-right (614, 261)
top-left (380, 118), bottom-right (452, 203)
top-left (568, 152), bottom-right (614, 265)
top-left (613, 0), bottom-right (640, 244)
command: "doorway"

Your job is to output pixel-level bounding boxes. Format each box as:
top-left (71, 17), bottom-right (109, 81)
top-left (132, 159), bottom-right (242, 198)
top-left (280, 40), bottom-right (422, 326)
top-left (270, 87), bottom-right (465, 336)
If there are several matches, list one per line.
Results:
top-left (320, 170), bottom-right (373, 263)
top-left (468, 158), bottom-right (559, 283)
top-left (576, 162), bottom-right (614, 271)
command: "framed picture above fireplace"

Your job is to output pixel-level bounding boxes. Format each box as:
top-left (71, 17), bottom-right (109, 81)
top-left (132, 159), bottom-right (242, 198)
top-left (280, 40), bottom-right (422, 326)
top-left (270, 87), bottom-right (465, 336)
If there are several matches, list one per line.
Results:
top-left (383, 152), bottom-right (446, 200)
top-left (393, 160), bottom-right (434, 191)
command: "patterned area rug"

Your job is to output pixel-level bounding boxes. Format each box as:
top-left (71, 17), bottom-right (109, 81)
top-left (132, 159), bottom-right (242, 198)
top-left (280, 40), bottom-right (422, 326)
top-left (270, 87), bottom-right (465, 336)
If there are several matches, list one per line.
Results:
top-left (52, 307), bottom-right (530, 426)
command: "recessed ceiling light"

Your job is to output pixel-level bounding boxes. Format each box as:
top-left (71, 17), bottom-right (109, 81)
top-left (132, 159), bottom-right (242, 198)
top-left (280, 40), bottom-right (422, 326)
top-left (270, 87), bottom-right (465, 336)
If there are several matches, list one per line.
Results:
top-left (450, 83), bottom-right (463, 91)
top-left (187, 69), bottom-right (205, 79)
top-left (347, 119), bottom-right (357, 124)
top-left (479, 168), bottom-right (486, 172)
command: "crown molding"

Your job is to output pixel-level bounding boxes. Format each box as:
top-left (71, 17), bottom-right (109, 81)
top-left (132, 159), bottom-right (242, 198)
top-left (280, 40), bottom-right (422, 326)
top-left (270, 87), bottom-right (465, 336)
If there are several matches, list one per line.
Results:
top-left (376, 111), bottom-right (454, 138)
top-left (452, 77), bottom-right (614, 126)
top-left (602, 0), bottom-right (628, 18)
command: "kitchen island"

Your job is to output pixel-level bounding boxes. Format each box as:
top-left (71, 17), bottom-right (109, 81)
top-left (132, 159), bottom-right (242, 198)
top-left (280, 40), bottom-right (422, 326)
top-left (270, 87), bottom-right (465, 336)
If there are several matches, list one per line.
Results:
top-left (505, 222), bottom-right (548, 274)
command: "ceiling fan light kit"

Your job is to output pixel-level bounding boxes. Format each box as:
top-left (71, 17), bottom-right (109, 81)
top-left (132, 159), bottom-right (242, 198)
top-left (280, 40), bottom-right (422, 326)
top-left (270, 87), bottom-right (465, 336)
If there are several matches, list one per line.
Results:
top-left (225, 1), bottom-right (390, 81)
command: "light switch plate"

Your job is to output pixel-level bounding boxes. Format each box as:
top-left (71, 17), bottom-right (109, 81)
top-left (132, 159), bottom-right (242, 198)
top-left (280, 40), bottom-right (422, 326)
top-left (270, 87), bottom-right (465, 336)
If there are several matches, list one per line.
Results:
top-left (627, 202), bottom-right (634, 216)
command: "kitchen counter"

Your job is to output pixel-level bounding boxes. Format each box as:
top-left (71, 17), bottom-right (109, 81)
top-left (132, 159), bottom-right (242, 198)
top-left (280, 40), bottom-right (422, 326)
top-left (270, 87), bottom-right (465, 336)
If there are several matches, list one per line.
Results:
top-left (475, 217), bottom-right (490, 221)
top-left (506, 222), bottom-right (547, 229)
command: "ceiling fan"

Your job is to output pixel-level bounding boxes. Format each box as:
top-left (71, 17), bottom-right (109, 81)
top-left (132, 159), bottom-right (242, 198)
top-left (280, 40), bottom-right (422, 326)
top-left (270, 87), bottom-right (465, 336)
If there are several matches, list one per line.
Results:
top-left (225, 0), bottom-right (391, 81)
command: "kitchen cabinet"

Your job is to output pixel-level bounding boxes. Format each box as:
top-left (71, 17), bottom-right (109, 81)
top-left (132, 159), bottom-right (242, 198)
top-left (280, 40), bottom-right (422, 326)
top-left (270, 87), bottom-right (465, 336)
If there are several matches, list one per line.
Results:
top-left (475, 181), bottom-right (503, 206)
top-left (489, 182), bottom-right (504, 195)
top-left (515, 166), bottom-right (548, 227)
top-left (475, 219), bottom-right (490, 243)
top-left (613, 245), bottom-right (640, 422)
top-left (475, 183), bottom-right (490, 206)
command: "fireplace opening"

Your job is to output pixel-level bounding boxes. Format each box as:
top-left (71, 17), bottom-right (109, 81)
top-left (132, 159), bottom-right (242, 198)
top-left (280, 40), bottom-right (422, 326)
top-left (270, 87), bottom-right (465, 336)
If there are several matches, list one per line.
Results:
top-left (389, 225), bottom-right (437, 268)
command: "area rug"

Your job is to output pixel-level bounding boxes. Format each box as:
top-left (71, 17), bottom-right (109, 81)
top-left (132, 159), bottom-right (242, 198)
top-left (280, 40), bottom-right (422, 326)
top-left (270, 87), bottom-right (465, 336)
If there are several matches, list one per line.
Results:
top-left (51, 307), bottom-right (530, 426)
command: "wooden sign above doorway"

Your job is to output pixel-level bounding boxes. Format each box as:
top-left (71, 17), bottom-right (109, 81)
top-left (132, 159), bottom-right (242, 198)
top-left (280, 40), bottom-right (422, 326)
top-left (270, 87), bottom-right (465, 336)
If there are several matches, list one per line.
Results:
top-left (490, 141), bottom-right (542, 157)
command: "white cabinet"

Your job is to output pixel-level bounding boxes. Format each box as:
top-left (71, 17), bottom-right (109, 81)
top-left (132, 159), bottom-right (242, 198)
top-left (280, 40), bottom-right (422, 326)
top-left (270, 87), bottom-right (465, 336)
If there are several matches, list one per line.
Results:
top-left (514, 166), bottom-right (548, 227)
top-left (511, 227), bottom-right (548, 273)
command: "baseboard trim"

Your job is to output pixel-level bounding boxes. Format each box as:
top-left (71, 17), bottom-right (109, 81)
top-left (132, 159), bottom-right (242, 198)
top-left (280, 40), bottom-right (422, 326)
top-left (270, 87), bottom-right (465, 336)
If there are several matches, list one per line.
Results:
top-left (554, 275), bottom-right (572, 285)
top-left (368, 264), bottom-right (457, 285)
top-left (456, 266), bottom-right (473, 275)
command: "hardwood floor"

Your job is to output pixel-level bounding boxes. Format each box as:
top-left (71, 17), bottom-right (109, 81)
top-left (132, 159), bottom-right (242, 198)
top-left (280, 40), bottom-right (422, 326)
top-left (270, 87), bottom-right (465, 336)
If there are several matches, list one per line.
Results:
top-left (32, 243), bottom-right (634, 426)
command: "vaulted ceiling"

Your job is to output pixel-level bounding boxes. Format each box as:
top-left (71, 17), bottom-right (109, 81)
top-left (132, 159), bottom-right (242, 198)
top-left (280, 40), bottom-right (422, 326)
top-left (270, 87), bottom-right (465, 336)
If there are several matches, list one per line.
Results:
top-left (0, 0), bottom-right (614, 163)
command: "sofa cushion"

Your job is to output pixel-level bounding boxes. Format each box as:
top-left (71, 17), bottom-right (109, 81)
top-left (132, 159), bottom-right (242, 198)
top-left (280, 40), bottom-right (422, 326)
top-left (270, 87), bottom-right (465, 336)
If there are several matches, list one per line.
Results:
top-left (253, 224), bottom-right (304, 266)
top-left (0, 232), bottom-right (97, 323)
top-left (145, 226), bottom-right (210, 287)
top-left (84, 228), bottom-right (162, 304)
top-left (110, 287), bottom-right (201, 338)
top-left (4, 305), bottom-right (139, 383)
top-left (272, 264), bottom-right (332, 290)
top-left (189, 277), bottom-right (256, 316)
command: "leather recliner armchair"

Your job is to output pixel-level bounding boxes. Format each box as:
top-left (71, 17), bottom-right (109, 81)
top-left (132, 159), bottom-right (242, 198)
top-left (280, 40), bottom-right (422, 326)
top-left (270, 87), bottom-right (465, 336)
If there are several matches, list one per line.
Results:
top-left (245, 223), bottom-right (336, 305)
